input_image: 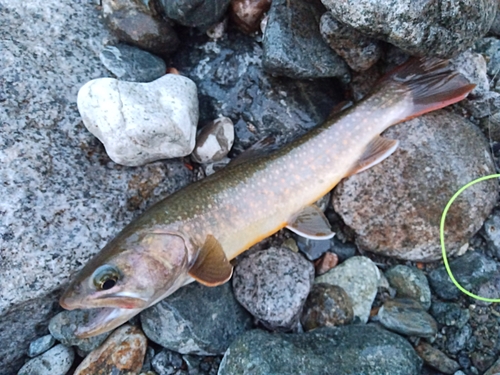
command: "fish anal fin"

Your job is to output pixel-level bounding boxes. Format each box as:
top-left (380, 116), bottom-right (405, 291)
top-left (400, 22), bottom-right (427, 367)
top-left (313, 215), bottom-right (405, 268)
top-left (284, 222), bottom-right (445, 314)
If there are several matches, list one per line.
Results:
top-left (287, 205), bottom-right (335, 240)
top-left (347, 136), bottom-right (399, 176)
top-left (188, 235), bottom-right (233, 287)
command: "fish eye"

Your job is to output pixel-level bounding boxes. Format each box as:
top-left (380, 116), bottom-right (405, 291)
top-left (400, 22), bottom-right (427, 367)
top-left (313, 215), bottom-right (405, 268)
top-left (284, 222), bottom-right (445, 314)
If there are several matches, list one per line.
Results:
top-left (92, 265), bottom-right (120, 291)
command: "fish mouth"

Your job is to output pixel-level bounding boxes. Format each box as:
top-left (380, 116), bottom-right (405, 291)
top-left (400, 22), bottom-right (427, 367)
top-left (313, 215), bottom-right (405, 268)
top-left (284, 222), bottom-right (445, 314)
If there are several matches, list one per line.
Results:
top-left (73, 307), bottom-right (143, 338)
top-left (60, 292), bottom-right (149, 310)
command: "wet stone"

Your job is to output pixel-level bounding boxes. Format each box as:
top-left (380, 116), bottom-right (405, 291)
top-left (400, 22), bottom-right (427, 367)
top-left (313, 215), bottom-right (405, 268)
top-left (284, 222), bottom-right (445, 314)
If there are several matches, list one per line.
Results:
top-left (28, 334), bottom-right (56, 358)
top-left (300, 283), bottom-right (353, 331)
top-left (428, 251), bottom-right (498, 300)
top-left (320, 12), bottom-right (381, 72)
top-left (385, 265), bottom-right (431, 310)
top-left (160, 0), bottom-right (231, 30)
top-left (429, 301), bottom-right (470, 328)
top-left (262, 0), bottom-right (349, 79)
top-left (377, 298), bottom-right (437, 338)
top-left (446, 324), bottom-right (473, 354)
top-left (232, 247), bottom-right (314, 330)
top-left (141, 281), bottom-right (252, 355)
top-left (218, 325), bottom-right (422, 375)
top-left (73, 324), bottom-right (147, 375)
top-left (18, 344), bottom-right (74, 375)
top-left (151, 349), bottom-right (183, 375)
top-left (48, 310), bottom-right (111, 354)
top-left (415, 341), bottom-right (460, 374)
top-left (315, 256), bottom-right (380, 323)
top-left (100, 44), bottom-right (166, 82)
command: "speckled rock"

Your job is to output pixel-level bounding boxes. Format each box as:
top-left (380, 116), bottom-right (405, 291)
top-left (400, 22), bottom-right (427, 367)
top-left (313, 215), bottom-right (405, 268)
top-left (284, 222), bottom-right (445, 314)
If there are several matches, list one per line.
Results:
top-left (315, 256), bottom-right (380, 323)
top-left (429, 301), bottom-right (470, 328)
top-left (74, 325), bottom-right (147, 375)
top-left (262, 0), bottom-right (349, 79)
top-left (218, 326), bottom-right (422, 375)
top-left (484, 356), bottom-right (500, 375)
top-left (482, 209), bottom-right (500, 258)
top-left (321, 0), bottom-right (497, 58)
top-left (446, 324), bottom-right (473, 354)
top-left (320, 12), bottom-right (381, 72)
top-left (77, 74), bottom-right (199, 166)
top-left (140, 281), bottom-right (252, 355)
top-left (461, 91), bottom-right (500, 119)
top-left (415, 341), bottom-right (461, 374)
top-left (191, 116), bottom-right (234, 163)
top-left (474, 37), bottom-right (500, 80)
top-left (28, 335), bottom-right (56, 358)
top-left (160, 0), bottom-right (231, 30)
top-left (377, 298), bottom-right (438, 338)
top-left (232, 247), bottom-right (314, 330)
top-left (229, 0), bottom-right (271, 34)
top-left (48, 310), bottom-right (111, 354)
top-left (428, 251), bottom-right (498, 300)
top-left (385, 265), bottom-right (432, 310)
top-left (18, 344), bottom-right (74, 375)
top-left (332, 111), bottom-right (497, 262)
top-left (450, 50), bottom-right (489, 97)
top-left (300, 283), bottom-right (353, 331)
top-left (99, 44), bottom-right (166, 82)
top-left (102, 0), bottom-right (179, 54)
top-left (151, 349), bottom-right (183, 375)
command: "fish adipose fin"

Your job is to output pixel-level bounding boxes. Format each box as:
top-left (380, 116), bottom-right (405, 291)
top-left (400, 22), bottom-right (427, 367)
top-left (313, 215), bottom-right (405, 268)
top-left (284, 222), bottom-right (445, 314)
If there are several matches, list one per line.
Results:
top-left (347, 136), bottom-right (399, 176)
top-left (286, 205), bottom-right (335, 240)
top-left (382, 57), bottom-right (476, 122)
top-left (188, 235), bottom-right (233, 286)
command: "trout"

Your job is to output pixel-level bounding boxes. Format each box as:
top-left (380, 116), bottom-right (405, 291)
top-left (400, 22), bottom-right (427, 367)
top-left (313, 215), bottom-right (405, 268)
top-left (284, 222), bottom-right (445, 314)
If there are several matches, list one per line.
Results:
top-left (60, 57), bottom-right (474, 338)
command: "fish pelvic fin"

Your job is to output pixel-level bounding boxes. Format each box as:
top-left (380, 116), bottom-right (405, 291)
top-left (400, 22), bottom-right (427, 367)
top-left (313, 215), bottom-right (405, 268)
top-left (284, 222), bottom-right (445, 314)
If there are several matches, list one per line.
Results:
top-left (286, 205), bottom-right (335, 240)
top-left (380, 57), bottom-right (475, 122)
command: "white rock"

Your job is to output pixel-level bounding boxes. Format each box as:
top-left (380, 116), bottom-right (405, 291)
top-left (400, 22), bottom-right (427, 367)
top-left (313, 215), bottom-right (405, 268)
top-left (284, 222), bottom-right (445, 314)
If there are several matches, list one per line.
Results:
top-left (192, 116), bottom-right (234, 164)
top-left (77, 74), bottom-right (199, 166)
top-left (18, 344), bottom-right (74, 375)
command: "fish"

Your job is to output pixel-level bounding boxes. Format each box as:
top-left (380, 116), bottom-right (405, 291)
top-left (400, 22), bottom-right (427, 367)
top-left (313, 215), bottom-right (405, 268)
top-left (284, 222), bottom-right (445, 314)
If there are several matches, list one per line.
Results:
top-left (60, 57), bottom-right (475, 338)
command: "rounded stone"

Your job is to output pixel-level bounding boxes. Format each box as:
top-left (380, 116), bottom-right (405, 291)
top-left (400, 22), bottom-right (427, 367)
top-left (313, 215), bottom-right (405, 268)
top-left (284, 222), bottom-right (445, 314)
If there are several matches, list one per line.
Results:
top-left (385, 265), bottom-right (431, 310)
top-left (332, 111), bottom-right (497, 261)
top-left (18, 344), bottom-right (74, 375)
top-left (414, 341), bottom-right (460, 374)
top-left (28, 334), bottom-right (56, 358)
top-left (232, 247), bottom-right (315, 330)
top-left (301, 283), bottom-right (353, 331)
top-left (192, 116), bottom-right (235, 164)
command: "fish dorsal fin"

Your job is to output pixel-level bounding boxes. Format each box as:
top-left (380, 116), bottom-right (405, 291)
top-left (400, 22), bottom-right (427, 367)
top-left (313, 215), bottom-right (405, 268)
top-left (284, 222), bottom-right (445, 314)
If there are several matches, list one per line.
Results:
top-left (286, 205), bottom-right (335, 240)
top-left (229, 136), bottom-right (277, 166)
top-left (347, 135), bottom-right (399, 176)
top-left (188, 235), bottom-right (233, 286)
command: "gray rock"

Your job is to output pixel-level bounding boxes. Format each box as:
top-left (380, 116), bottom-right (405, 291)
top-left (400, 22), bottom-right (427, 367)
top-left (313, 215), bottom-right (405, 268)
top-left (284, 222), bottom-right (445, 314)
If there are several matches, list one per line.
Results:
top-left (415, 341), bottom-right (461, 374)
top-left (489, 11), bottom-right (500, 37)
top-left (321, 0), bottom-right (497, 58)
top-left (461, 91), bottom-right (500, 119)
top-left (428, 251), bottom-right (498, 300)
top-left (484, 356), bottom-right (500, 375)
top-left (332, 112), bottom-right (497, 261)
top-left (140, 281), bottom-right (252, 355)
top-left (18, 344), bottom-right (74, 375)
top-left (429, 301), bottom-right (470, 328)
top-left (377, 298), bottom-right (438, 338)
top-left (262, 0), bottom-right (349, 79)
top-left (331, 238), bottom-right (357, 262)
top-left (450, 50), bottom-right (489, 97)
top-left (218, 326), bottom-right (422, 375)
top-left (100, 44), bottom-right (166, 82)
top-left (77, 74), bottom-right (199, 166)
top-left (478, 111), bottom-right (500, 143)
top-left (295, 236), bottom-right (332, 261)
top-left (300, 283), bottom-right (353, 331)
top-left (447, 324), bottom-right (473, 354)
top-left (140, 346), bottom-right (156, 373)
top-left (320, 12), bottom-right (381, 72)
top-left (232, 247), bottom-right (314, 330)
top-left (474, 37), bottom-right (500, 80)
top-left (385, 265), bottom-right (432, 310)
top-left (48, 310), bottom-right (111, 354)
top-left (171, 31), bottom-right (343, 150)
top-left (151, 349), bottom-right (183, 375)
top-left (315, 256), bottom-right (380, 323)
top-left (28, 335), bottom-right (56, 358)
top-left (102, 0), bottom-right (179, 54)
top-left (482, 209), bottom-right (500, 258)
top-left (191, 116), bottom-right (234, 164)
top-left (160, 0), bottom-right (231, 30)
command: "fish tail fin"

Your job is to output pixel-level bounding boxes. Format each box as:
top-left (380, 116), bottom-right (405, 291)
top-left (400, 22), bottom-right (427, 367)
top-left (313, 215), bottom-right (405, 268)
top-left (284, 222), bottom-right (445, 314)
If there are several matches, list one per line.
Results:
top-left (380, 57), bottom-right (475, 122)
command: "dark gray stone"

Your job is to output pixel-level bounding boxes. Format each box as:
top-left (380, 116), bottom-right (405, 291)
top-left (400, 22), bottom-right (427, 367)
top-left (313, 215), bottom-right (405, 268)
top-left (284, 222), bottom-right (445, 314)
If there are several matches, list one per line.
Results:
top-left (429, 301), bottom-right (470, 328)
top-left (152, 349), bottom-right (184, 375)
top-left (489, 11), bottom-right (500, 36)
top-left (321, 0), bottom-right (497, 58)
top-left (161, 0), bottom-right (231, 30)
top-left (482, 209), bottom-right (500, 257)
top-left (385, 265), bottom-right (432, 310)
top-left (100, 44), bottom-right (166, 82)
top-left (331, 238), bottom-right (357, 262)
top-left (461, 91), bottom-right (500, 119)
top-left (218, 326), bottom-right (422, 375)
top-left (295, 236), bottom-right (331, 261)
top-left (28, 335), bottom-right (56, 358)
top-left (447, 324), bottom-right (473, 354)
top-left (474, 37), bottom-right (500, 80)
top-left (140, 281), bottom-right (253, 355)
top-left (232, 247), bottom-right (314, 330)
top-left (428, 252), bottom-right (498, 300)
top-left (18, 344), bottom-right (74, 375)
top-left (377, 298), bottom-right (438, 338)
top-left (262, 0), bottom-right (349, 79)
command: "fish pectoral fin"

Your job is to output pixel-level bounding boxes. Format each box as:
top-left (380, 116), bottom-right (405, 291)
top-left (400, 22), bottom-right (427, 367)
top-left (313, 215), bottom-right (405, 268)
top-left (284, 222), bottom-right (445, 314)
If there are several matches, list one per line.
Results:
top-left (347, 135), bottom-right (399, 176)
top-left (188, 235), bottom-right (233, 287)
top-left (286, 205), bottom-right (335, 240)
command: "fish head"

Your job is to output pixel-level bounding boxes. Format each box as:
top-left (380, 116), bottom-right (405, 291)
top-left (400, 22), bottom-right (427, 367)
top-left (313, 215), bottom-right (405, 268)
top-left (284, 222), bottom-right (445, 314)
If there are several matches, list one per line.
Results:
top-left (60, 231), bottom-right (191, 337)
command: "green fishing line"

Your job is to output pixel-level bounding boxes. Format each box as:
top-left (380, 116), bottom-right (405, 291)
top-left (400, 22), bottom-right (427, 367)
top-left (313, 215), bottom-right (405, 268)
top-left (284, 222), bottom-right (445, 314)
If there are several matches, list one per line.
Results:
top-left (440, 174), bottom-right (500, 303)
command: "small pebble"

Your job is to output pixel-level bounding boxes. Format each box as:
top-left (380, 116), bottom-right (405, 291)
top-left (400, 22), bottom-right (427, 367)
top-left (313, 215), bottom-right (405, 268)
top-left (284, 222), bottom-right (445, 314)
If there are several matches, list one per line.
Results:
top-left (28, 334), bottom-right (56, 358)
top-left (482, 209), bottom-right (500, 257)
top-left (18, 344), bottom-right (74, 375)
top-left (230, 0), bottom-right (271, 34)
top-left (377, 298), bottom-right (438, 338)
top-left (300, 283), bottom-right (353, 331)
top-left (484, 356), bottom-right (500, 375)
top-left (415, 341), bottom-right (460, 374)
top-left (152, 349), bottom-right (183, 375)
top-left (161, 0), bottom-right (231, 30)
top-left (447, 324), bottom-right (473, 354)
top-left (314, 252), bottom-right (338, 275)
top-left (192, 116), bottom-right (234, 164)
top-left (385, 265), bottom-right (431, 310)
top-left (429, 301), bottom-right (470, 328)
